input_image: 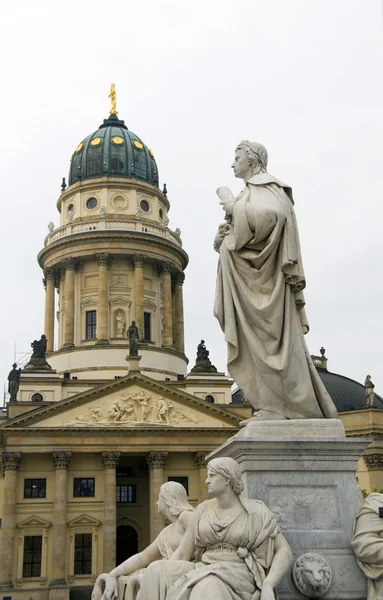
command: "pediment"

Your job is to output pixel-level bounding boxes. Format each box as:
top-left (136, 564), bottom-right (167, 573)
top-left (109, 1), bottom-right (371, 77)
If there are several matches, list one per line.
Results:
top-left (17, 515), bottom-right (51, 529)
top-left (68, 514), bottom-right (100, 527)
top-left (3, 373), bottom-right (241, 431)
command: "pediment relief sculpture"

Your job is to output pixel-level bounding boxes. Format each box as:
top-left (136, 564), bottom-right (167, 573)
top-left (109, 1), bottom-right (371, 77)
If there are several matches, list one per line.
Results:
top-left (65, 390), bottom-right (201, 427)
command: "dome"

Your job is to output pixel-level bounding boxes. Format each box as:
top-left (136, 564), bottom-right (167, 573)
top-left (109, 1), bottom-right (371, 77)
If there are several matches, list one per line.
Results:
top-left (316, 368), bottom-right (383, 412)
top-left (68, 114), bottom-right (159, 188)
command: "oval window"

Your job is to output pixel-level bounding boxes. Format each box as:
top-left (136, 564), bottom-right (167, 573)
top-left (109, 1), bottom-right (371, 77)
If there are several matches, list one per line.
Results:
top-left (140, 200), bottom-right (150, 213)
top-left (31, 393), bottom-right (44, 402)
top-left (86, 197), bottom-right (98, 210)
top-left (205, 395), bottom-right (215, 404)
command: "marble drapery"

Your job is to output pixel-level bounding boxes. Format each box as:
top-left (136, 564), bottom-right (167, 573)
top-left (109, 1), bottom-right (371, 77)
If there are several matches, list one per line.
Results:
top-left (214, 172), bottom-right (338, 420)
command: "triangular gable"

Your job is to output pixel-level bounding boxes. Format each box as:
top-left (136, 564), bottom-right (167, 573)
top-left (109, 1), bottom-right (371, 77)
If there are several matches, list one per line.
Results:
top-left (68, 514), bottom-right (100, 528)
top-left (2, 373), bottom-right (242, 430)
top-left (17, 515), bottom-right (51, 529)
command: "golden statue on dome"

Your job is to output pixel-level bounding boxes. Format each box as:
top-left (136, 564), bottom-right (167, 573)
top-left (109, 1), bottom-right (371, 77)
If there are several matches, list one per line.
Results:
top-left (109, 83), bottom-right (118, 115)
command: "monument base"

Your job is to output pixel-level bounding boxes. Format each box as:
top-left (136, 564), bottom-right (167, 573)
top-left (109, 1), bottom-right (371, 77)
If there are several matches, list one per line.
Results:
top-left (208, 419), bottom-right (369, 599)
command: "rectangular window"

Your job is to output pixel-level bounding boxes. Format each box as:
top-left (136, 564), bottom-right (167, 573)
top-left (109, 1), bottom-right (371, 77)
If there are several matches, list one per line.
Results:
top-left (23, 535), bottom-right (42, 578)
top-left (24, 478), bottom-right (46, 499)
top-left (116, 484), bottom-right (136, 503)
top-left (116, 467), bottom-right (133, 477)
top-left (74, 533), bottom-right (92, 575)
top-left (168, 476), bottom-right (189, 495)
top-left (73, 478), bottom-right (95, 498)
top-left (144, 312), bottom-right (151, 341)
top-left (86, 310), bottom-right (97, 339)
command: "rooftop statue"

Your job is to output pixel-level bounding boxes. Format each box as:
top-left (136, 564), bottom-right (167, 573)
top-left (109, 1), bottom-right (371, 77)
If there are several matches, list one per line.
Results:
top-left (190, 340), bottom-right (217, 374)
top-left (92, 481), bottom-right (194, 600)
top-left (31, 334), bottom-right (47, 359)
top-left (214, 141), bottom-right (338, 421)
top-left (7, 363), bottom-right (21, 402)
top-left (135, 457), bottom-right (293, 600)
top-left (127, 321), bottom-right (139, 356)
top-left (365, 375), bottom-right (375, 408)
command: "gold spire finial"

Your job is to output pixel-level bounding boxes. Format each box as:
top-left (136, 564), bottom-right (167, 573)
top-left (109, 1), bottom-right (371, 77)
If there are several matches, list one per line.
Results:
top-left (109, 83), bottom-right (118, 116)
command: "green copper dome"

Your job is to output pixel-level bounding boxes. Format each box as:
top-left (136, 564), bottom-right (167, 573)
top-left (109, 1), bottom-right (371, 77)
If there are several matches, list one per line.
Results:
top-left (68, 114), bottom-right (159, 188)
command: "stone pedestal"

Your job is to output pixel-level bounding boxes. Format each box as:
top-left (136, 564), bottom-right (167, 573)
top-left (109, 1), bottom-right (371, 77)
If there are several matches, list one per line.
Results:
top-left (208, 419), bottom-right (369, 600)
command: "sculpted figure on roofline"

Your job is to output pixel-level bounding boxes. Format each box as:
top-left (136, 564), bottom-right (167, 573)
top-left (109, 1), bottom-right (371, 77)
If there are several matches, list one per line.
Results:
top-left (214, 140), bottom-right (338, 421)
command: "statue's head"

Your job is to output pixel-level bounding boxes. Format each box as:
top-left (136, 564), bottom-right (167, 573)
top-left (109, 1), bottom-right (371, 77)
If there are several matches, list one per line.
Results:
top-left (233, 140), bottom-right (268, 180)
top-left (12, 363), bottom-right (17, 369)
top-left (207, 457), bottom-right (244, 495)
top-left (157, 481), bottom-right (193, 517)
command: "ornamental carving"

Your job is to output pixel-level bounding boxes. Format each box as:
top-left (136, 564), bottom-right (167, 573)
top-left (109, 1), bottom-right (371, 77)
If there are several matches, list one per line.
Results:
top-left (161, 261), bottom-right (173, 275)
top-left (133, 255), bottom-right (145, 268)
top-left (194, 452), bottom-right (207, 468)
top-left (96, 253), bottom-right (110, 267)
top-left (364, 453), bottom-right (383, 469)
top-left (147, 451), bottom-right (168, 469)
top-left (174, 272), bottom-right (185, 285)
top-left (101, 452), bottom-right (120, 469)
top-left (69, 392), bottom-right (200, 427)
top-left (292, 553), bottom-right (332, 597)
top-left (63, 257), bottom-right (76, 271)
top-left (52, 451), bottom-right (72, 469)
top-left (44, 268), bottom-right (55, 281)
top-left (2, 452), bottom-right (21, 471)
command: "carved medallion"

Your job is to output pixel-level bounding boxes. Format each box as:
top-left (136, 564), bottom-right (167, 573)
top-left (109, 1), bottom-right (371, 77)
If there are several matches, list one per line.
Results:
top-left (292, 553), bottom-right (332, 597)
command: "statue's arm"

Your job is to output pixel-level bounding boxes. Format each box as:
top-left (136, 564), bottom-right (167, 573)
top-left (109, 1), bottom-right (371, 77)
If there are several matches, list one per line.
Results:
top-left (109, 539), bottom-right (162, 578)
top-left (261, 533), bottom-right (293, 599)
top-left (171, 512), bottom-right (197, 561)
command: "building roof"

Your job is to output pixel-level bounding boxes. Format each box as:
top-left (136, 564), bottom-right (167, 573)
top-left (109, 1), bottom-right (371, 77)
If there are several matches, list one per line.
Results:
top-left (68, 114), bottom-right (159, 187)
top-left (316, 367), bottom-right (383, 412)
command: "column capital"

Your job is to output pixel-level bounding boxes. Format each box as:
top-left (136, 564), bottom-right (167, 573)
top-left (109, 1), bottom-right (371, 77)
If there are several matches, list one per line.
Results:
top-left (133, 255), bottom-right (145, 268)
top-left (52, 451), bottom-right (72, 469)
top-left (161, 261), bottom-right (173, 275)
top-left (1, 452), bottom-right (21, 471)
top-left (63, 257), bottom-right (76, 271)
top-left (364, 453), bottom-right (383, 469)
top-left (44, 267), bottom-right (55, 280)
top-left (175, 272), bottom-right (185, 285)
top-left (101, 451), bottom-right (120, 469)
top-left (147, 451), bottom-right (168, 469)
top-left (194, 452), bottom-right (207, 468)
top-left (96, 252), bottom-right (110, 267)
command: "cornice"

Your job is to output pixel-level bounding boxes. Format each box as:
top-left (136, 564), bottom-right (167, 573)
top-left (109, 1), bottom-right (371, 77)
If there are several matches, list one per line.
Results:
top-left (0, 426), bottom-right (239, 437)
top-left (38, 231), bottom-right (188, 270)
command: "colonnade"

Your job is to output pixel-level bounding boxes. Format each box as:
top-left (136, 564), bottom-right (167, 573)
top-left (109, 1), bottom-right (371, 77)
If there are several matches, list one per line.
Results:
top-left (0, 450), bottom-right (207, 585)
top-left (43, 256), bottom-right (185, 353)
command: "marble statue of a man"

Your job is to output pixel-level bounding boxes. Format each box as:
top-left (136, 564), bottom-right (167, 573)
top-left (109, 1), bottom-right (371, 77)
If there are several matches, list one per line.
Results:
top-left (214, 140), bottom-right (338, 420)
top-left (352, 493), bottom-right (383, 600)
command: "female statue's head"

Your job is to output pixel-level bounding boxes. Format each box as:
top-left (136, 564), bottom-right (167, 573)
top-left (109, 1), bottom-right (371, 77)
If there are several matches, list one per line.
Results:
top-left (233, 140), bottom-right (268, 179)
top-left (207, 457), bottom-right (244, 495)
top-left (157, 481), bottom-right (194, 517)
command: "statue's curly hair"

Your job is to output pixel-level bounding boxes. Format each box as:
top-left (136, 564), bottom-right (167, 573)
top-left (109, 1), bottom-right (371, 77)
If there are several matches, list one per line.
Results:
top-left (236, 140), bottom-right (268, 174)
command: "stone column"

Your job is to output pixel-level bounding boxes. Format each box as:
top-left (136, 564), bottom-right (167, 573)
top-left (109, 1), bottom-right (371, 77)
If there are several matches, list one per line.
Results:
top-left (101, 452), bottom-right (120, 572)
top-left (96, 253), bottom-right (110, 345)
top-left (51, 451), bottom-right (71, 586)
top-left (147, 451), bottom-right (168, 541)
top-left (174, 272), bottom-right (185, 354)
top-left (161, 263), bottom-right (173, 347)
top-left (0, 452), bottom-right (21, 585)
top-left (133, 256), bottom-right (144, 335)
top-left (194, 452), bottom-right (209, 502)
top-left (44, 268), bottom-right (56, 352)
top-left (63, 258), bottom-right (75, 348)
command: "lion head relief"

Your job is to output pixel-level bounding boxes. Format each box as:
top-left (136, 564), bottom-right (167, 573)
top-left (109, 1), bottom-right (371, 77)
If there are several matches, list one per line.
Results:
top-left (292, 553), bottom-right (332, 597)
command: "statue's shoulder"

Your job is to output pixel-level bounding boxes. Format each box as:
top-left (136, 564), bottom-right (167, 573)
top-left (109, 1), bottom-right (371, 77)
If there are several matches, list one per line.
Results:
top-left (241, 497), bottom-right (273, 516)
top-left (248, 173), bottom-right (294, 204)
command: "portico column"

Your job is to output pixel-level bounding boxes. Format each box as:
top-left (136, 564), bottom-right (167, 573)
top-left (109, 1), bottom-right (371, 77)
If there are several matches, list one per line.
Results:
top-left (101, 452), bottom-right (120, 572)
top-left (133, 256), bottom-right (144, 335)
top-left (0, 452), bottom-right (21, 585)
top-left (44, 268), bottom-right (55, 352)
top-left (147, 452), bottom-right (168, 541)
top-left (51, 451), bottom-right (71, 586)
top-left (194, 452), bottom-right (209, 502)
top-left (96, 253), bottom-right (110, 344)
top-left (174, 272), bottom-right (185, 354)
top-left (161, 263), bottom-right (173, 347)
top-left (63, 258), bottom-right (75, 348)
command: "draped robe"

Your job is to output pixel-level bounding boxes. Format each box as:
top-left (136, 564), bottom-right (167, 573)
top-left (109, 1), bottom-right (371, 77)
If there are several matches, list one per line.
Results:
top-left (214, 172), bottom-right (338, 419)
top-left (137, 498), bottom-right (279, 600)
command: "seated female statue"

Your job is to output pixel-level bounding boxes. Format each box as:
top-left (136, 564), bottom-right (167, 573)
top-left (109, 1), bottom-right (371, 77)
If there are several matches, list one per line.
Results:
top-left (137, 457), bottom-right (293, 600)
top-left (92, 481), bottom-right (194, 600)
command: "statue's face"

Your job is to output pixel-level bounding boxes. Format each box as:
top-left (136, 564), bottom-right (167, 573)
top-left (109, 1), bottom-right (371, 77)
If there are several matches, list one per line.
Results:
top-left (157, 493), bottom-right (167, 516)
top-left (206, 469), bottom-right (228, 496)
top-left (231, 148), bottom-right (251, 179)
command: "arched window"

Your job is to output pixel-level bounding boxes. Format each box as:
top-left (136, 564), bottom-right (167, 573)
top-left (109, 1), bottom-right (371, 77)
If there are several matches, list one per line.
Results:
top-left (31, 393), bottom-right (44, 402)
top-left (204, 395), bottom-right (215, 404)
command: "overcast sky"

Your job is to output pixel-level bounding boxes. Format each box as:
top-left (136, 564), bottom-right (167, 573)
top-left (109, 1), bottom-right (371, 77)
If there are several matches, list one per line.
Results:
top-left (1, 0), bottom-right (382, 401)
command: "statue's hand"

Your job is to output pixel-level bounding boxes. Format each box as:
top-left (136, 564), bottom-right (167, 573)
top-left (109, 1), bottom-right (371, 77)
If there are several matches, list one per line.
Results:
top-left (260, 581), bottom-right (275, 600)
top-left (102, 575), bottom-right (118, 600)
